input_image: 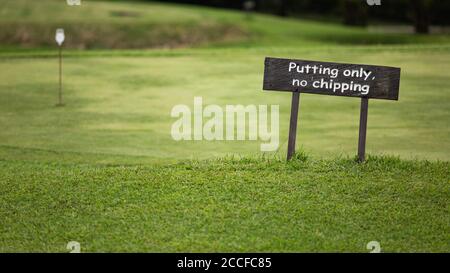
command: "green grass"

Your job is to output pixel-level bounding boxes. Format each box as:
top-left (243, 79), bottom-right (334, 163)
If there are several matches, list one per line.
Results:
top-left (2, 0), bottom-right (450, 49)
top-left (0, 154), bottom-right (448, 252)
top-left (0, 0), bottom-right (249, 49)
top-left (0, 0), bottom-right (449, 252)
top-left (1, 47), bottom-right (449, 162)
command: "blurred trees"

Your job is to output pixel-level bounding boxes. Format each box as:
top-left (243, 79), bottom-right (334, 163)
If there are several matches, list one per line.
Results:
top-left (412, 0), bottom-right (431, 33)
top-left (342, 0), bottom-right (368, 27)
top-left (151, 0), bottom-right (449, 32)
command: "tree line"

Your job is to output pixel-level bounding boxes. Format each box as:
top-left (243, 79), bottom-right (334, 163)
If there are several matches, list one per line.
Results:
top-left (148, 0), bottom-right (450, 34)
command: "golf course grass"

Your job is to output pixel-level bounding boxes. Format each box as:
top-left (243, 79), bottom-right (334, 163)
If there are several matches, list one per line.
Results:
top-left (0, 0), bottom-right (449, 252)
top-left (1, 155), bottom-right (448, 252)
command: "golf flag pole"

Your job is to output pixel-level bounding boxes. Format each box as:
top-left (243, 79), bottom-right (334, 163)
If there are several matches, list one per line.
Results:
top-left (55, 28), bottom-right (65, 106)
top-left (59, 45), bottom-right (62, 105)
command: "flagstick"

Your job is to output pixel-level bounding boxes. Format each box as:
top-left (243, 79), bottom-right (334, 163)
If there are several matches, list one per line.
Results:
top-left (57, 45), bottom-right (64, 107)
top-left (59, 46), bottom-right (62, 105)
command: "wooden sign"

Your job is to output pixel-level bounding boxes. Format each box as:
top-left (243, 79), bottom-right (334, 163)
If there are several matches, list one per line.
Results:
top-left (264, 57), bottom-right (400, 100)
top-left (262, 57), bottom-right (401, 161)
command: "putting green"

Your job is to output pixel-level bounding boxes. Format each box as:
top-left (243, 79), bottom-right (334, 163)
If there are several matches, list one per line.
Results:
top-left (0, 46), bottom-right (449, 163)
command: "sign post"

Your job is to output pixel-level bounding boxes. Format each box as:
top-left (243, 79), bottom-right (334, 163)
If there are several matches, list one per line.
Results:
top-left (287, 91), bottom-right (300, 160)
top-left (358, 97), bottom-right (369, 162)
top-left (55, 28), bottom-right (65, 107)
top-left (263, 57), bottom-right (400, 162)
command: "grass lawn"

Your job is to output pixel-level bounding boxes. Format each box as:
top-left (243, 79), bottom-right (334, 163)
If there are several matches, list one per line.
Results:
top-left (1, 47), bottom-right (449, 161)
top-left (0, 0), bottom-right (449, 252)
top-left (1, 154), bottom-right (448, 252)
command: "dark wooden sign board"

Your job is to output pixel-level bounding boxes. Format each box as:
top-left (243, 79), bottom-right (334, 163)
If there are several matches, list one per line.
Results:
top-left (263, 57), bottom-right (401, 162)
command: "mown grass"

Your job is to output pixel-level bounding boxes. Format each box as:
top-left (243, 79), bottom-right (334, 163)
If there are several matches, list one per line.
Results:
top-left (0, 0), bottom-right (449, 253)
top-left (0, 1), bottom-right (449, 162)
top-left (0, 0), bottom-right (248, 49)
top-left (0, 154), bottom-right (448, 252)
top-left (0, 46), bottom-right (449, 161)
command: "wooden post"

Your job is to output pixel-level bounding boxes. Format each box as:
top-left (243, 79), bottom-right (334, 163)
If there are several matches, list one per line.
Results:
top-left (287, 91), bottom-right (300, 160)
top-left (358, 97), bottom-right (369, 162)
